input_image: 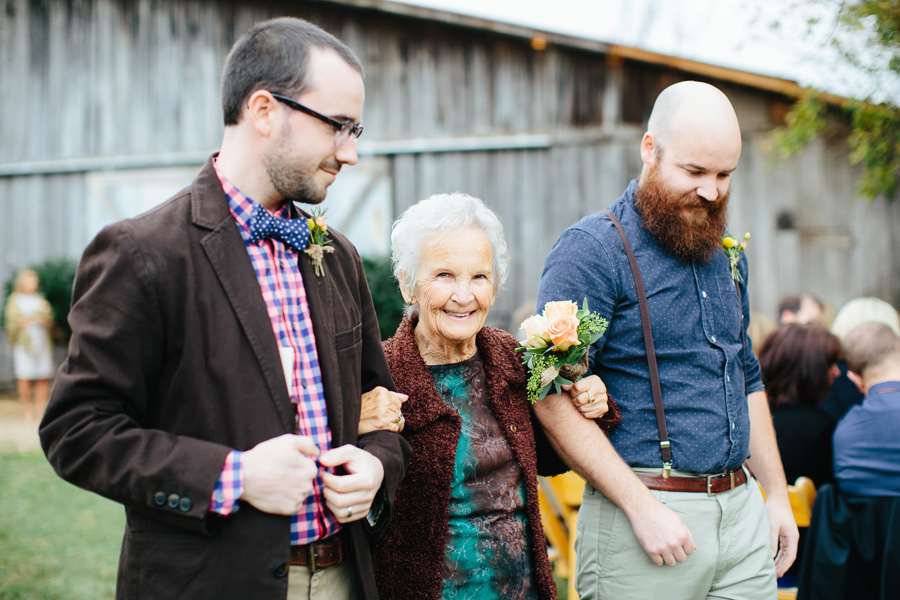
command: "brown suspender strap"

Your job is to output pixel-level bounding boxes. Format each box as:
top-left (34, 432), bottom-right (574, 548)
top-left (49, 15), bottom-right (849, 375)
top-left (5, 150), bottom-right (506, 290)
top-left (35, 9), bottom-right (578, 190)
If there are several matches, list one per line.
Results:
top-left (602, 209), bottom-right (673, 476)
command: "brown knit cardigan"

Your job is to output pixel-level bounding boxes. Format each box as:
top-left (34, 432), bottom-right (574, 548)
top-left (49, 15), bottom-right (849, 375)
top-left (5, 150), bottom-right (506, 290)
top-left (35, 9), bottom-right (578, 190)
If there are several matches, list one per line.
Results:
top-left (373, 316), bottom-right (621, 600)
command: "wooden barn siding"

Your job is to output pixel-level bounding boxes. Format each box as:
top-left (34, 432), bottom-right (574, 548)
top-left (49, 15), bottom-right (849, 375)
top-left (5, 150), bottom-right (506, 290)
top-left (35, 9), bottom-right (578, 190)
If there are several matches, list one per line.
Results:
top-left (1, 0), bottom-right (898, 385)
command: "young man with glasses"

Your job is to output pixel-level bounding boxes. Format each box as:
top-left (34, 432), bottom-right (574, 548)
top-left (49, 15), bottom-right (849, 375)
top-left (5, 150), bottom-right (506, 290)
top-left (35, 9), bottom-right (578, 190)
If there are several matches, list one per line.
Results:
top-left (40, 17), bottom-right (410, 600)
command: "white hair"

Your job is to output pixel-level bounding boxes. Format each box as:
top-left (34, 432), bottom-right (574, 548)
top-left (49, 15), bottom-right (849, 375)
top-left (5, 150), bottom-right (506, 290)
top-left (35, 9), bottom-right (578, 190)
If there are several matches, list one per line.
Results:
top-left (391, 192), bottom-right (510, 315)
top-left (830, 296), bottom-right (900, 341)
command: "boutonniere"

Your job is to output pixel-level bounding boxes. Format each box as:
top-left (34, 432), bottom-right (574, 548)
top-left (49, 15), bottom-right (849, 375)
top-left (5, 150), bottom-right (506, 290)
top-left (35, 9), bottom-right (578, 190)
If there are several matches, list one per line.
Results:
top-left (516, 299), bottom-right (608, 404)
top-left (305, 208), bottom-right (334, 277)
top-left (722, 231), bottom-right (750, 283)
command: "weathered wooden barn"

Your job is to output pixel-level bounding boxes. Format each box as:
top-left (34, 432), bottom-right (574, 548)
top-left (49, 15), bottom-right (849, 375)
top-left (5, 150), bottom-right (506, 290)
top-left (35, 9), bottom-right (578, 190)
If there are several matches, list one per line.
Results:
top-left (2, 0), bottom-right (899, 382)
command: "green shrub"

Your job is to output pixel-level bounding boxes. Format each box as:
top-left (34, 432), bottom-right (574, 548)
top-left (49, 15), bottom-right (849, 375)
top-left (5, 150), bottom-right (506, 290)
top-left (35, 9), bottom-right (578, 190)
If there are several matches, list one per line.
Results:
top-left (2, 258), bottom-right (78, 343)
top-left (361, 255), bottom-right (405, 341)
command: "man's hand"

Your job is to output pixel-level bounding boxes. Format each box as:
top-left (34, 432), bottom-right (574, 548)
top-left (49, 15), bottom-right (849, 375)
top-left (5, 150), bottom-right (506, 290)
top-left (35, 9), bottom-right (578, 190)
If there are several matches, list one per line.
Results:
top-left (562, 375), bottom-right (610, 420)
top-left (241, 434), bottom-right (319, 515)
top-left (625, 497), bottom-right (697, 566)
top-left (359, 386), bottom-right (408, 435)
top-left (765, 494), bottom-right (799, 577)
top-left (319, 444), bottom-right (385, 523)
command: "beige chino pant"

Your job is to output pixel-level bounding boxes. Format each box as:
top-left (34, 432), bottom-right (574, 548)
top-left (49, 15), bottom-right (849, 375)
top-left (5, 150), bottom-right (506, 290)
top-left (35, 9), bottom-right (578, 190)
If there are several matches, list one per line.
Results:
top-left (288, 562), bottom-right (358, 600)
top-left (575, 469), bottom-right (777, 600)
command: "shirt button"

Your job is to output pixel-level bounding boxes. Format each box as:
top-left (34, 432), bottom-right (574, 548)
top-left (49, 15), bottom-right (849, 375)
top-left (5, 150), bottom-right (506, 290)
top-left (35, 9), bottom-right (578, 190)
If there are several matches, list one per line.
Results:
top-left (302, 380), bottom-right (307, 389)
top-left (731, 422), bottom-right (735, 430)
top-left (701, 290), bottom-right (708, 298)
top-left (710, 335), bottom-right (717, 343)
top-left (726, 374), bottom-right (731, 382)
top-left (214, 491), bottom-right (225, 503)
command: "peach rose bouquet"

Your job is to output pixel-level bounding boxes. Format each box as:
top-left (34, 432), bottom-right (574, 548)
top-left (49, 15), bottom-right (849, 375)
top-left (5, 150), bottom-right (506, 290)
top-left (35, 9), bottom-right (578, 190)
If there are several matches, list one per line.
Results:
top-left (516, 299), bottom-right (608, 403)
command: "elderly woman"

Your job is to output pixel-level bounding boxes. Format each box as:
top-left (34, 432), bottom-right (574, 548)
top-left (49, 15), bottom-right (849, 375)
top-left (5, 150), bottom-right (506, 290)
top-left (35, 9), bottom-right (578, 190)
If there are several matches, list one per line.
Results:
top-left (370, 193), bottom-right (620, 600)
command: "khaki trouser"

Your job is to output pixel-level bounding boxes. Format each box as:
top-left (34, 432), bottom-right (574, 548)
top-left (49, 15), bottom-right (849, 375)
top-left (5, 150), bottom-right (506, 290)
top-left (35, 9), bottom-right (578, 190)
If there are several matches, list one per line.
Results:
top-left (287, 562), bottom-right (357, 600)
top-left (575, 469), bottom-right (777, 600)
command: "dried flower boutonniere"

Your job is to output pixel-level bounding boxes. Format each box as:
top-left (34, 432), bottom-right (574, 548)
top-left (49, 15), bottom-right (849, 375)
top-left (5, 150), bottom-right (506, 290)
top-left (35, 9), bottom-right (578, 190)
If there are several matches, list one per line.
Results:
top-left (305, 208), bottom-right (334, 277)
top-left (722, 231), bottom-right (750, 283)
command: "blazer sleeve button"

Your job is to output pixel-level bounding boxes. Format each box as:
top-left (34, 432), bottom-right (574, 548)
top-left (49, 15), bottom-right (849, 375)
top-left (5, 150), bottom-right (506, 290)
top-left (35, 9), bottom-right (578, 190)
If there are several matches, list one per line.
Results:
top-left (509, 424), bottom-right (517, 433)
top-left (153, 491), bottom-right (166, 506)
top-left (179, 497), bottom-right (192, 512)
top-left (273, 562), bottom-right (289, 578)
top-left (167, 494), bottom-right (180, 509)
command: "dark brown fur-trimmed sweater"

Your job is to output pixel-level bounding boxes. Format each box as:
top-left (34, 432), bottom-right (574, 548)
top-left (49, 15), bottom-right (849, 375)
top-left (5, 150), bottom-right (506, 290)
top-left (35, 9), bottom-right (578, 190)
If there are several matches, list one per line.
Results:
top-left (373, 316), bottom-right (621, 600)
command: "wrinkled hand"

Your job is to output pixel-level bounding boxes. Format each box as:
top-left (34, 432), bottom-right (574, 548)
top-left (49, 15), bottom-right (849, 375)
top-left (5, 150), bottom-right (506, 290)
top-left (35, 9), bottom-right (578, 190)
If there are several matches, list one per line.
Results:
top-left (562, 375), bottom-right (610, 420)
top-left (319, 445), bottom-right (385, 524)
top-left (629, 500), bottom-right (697, 566)
top-left (241, 434), bottom-right (319, 515)
top-left (766, 495), bottom-right (799, 577)
top-left (359, 387), bottom-right (408, 435)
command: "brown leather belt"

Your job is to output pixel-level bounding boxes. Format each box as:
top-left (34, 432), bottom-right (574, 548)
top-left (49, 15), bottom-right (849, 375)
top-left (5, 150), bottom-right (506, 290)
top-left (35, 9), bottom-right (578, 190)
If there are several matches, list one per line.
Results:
top-left (290, 533), bottom-right (344, 571)
top-left (636, 467), bottom-right (747, 494)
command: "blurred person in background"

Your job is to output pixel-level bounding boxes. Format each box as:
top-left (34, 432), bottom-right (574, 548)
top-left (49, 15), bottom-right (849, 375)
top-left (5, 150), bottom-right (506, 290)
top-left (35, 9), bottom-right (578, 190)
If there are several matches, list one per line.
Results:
top-left (834, 322), bottom-right (900, 497)
top-left (3, 269), bottom-right (55, 421)
top-left (820, 296), bottom-right (900, 422)
top-left (778, 292), bottom-right (823, 326)
top-left (757, 324), bottom-right (842, 487)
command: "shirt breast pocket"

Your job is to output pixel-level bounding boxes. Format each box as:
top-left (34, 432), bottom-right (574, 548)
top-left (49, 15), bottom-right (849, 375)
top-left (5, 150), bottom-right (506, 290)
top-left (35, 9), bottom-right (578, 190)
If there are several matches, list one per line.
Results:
top-left (712, 275), bottom-right (743, 343)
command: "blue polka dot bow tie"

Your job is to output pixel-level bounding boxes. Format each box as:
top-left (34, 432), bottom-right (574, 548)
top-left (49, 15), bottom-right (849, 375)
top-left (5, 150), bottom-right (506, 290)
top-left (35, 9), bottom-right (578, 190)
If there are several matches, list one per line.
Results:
top-left (248, 203), bottom-right (311, 251)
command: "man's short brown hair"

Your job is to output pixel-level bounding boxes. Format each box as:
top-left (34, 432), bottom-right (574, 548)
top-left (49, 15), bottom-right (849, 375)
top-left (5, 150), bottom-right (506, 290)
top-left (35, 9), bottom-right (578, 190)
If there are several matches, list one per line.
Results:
top-left (842, 322), bottom-right (900, 376)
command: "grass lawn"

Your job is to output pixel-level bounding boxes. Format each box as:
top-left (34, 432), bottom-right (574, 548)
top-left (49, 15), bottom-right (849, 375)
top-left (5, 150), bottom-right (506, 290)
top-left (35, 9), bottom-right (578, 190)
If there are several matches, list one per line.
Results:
top-left (0, 451), bottom-right (123, 600)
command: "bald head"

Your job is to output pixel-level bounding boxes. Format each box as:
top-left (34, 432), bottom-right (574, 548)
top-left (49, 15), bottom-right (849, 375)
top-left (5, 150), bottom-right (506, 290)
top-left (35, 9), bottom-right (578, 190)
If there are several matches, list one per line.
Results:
top-left (647, 81), bottom-right (742, 153)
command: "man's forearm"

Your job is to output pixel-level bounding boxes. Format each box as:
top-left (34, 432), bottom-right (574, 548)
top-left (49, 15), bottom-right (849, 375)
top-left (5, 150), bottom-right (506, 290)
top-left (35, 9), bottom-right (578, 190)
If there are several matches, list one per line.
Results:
top-left (533, 390), bottom-right (656, 518)
top-left (745, 390), bottom-right (789, 501)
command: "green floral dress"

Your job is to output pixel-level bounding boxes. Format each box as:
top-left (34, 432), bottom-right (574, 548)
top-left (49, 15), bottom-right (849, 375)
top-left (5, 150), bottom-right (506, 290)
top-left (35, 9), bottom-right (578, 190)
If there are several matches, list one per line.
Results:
top-left (428, 352), bottom-right (537, 600)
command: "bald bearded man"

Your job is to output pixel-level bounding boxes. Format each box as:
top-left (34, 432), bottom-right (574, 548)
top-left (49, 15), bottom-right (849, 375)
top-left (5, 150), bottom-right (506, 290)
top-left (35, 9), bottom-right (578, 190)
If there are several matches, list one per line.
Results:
top-left (534, 81), bottom-right (797, 598)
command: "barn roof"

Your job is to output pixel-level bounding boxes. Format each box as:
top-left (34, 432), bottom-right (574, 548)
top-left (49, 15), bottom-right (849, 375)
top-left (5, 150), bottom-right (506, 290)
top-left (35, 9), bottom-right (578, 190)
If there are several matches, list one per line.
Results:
top-left (329, 0), bottom-right (846, 104)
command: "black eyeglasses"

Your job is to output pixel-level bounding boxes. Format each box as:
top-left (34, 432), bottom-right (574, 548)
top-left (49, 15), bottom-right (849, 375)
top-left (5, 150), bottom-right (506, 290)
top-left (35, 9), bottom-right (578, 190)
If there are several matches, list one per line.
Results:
top-left (269, 92), bottom-right (363, 147)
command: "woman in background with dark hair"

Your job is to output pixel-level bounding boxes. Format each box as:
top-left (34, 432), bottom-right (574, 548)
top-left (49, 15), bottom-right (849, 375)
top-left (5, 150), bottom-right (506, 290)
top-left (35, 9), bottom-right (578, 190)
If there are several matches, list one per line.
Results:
top-left (757, 324), bottom-right (842, 486)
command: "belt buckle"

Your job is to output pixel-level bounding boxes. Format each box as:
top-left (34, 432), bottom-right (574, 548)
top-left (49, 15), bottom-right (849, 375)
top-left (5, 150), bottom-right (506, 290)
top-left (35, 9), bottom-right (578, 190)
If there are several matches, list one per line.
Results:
top-left (706, 470), bottom-right (735, 495)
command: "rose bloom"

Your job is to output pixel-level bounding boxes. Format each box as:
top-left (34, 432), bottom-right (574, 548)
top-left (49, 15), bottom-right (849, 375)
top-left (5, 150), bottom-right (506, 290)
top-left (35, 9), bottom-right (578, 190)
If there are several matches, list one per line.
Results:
top-left (543, 300), bottom-right (578, 322)
top-left (546, 313), bottom-right (580, 351)
top-left (520, 314), bottom-right (551, 349)
top-left (316, 216), bottom-right (327, 230)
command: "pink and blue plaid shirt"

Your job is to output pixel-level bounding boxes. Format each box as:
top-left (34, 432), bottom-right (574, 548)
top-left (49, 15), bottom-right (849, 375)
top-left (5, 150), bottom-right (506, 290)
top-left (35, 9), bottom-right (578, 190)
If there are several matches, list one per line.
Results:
top-left (209, 161), bottom-right (340, 545)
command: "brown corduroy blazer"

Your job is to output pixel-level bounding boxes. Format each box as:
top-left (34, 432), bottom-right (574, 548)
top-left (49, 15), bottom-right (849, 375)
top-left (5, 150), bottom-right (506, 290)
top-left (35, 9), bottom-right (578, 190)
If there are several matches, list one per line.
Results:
top-left (40, 157), bottom-right (410, 600)
top-left (374, 316), bottom-right (620, 600)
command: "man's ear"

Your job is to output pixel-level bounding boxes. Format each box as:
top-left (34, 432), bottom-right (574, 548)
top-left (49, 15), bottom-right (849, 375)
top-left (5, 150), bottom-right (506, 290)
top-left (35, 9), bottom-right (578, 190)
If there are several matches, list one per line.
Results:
top-left (846, 369), bottom-right (866, 395)
top-left (640, 131), bottom-right (657, 166)
top-left (245, 90), bottom-right (278, 138)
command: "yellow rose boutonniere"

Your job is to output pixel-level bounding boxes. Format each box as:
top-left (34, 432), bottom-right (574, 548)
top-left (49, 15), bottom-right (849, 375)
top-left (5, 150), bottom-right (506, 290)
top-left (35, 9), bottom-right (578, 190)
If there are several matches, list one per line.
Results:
top-left (305, 208), bottom-right (334, 277)
top-left (722, 231), bottom-right (750, 283)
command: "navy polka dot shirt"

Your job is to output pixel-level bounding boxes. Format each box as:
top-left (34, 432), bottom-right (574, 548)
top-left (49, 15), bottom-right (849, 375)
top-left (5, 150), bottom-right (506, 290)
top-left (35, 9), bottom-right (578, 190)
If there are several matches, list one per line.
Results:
top-left (536, 180), bottom-right (763, 474)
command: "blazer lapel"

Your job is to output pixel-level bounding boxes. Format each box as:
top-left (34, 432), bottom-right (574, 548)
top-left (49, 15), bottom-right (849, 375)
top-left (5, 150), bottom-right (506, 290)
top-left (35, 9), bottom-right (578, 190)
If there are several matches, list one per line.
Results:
top-left (193, 159), bottom-right (296, 432)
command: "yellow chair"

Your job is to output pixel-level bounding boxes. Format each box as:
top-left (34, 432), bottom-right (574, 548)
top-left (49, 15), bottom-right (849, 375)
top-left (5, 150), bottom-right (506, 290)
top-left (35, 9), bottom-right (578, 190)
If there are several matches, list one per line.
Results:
top-left (539, 471), bottom-right (586, 600)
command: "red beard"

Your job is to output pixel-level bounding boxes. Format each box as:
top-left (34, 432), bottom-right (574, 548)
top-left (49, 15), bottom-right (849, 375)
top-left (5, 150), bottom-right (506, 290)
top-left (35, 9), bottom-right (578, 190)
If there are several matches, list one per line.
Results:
top-left (635, 167), bottom-right (729, 262)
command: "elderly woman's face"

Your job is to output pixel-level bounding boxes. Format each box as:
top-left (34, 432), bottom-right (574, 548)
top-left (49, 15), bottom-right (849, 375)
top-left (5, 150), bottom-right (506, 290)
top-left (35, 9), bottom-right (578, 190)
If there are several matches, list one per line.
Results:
top-left (410, 227), bottom-right (495, 350)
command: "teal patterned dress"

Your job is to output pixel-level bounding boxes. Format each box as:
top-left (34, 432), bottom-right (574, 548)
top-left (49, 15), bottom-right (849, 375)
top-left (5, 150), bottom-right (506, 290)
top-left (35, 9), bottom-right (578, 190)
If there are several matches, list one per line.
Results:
top-left (428, 352), bottom-right (538, 600)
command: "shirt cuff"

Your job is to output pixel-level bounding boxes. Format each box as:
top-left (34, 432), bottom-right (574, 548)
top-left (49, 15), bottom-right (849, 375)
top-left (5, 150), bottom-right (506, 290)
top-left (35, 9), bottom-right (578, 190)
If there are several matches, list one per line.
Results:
top-left (366, 488), bottom-right (386, 527)
top-left (210, 450), bottom-right (244, 516)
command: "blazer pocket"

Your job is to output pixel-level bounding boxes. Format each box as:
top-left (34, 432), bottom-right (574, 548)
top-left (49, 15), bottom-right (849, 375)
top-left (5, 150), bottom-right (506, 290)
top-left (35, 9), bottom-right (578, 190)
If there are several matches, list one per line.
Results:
top-left (334, 322), bottom-right (362, 352)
